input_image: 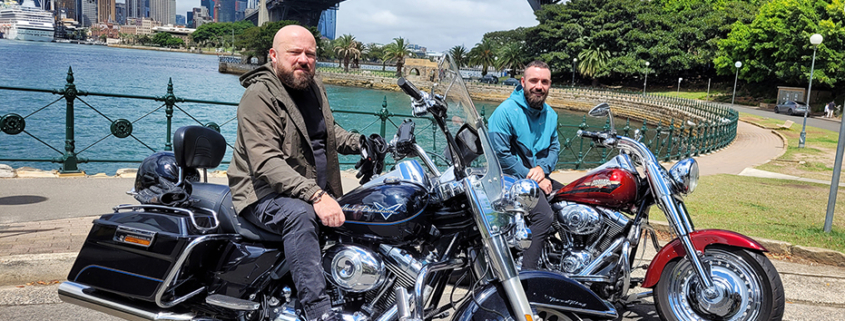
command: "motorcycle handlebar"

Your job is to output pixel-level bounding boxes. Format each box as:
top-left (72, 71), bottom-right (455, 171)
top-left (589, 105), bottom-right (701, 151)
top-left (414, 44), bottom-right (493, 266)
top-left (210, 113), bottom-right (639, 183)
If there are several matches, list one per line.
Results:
top-left (577, 130), bottom-right (617, 146)
top-left (397, 77), bottom-right (423, 101)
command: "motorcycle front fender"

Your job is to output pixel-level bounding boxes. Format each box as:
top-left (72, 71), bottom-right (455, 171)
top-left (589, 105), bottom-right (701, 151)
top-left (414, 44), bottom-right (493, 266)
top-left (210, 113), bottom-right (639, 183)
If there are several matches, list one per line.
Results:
top-left (452, 271), bottom-right (617, 321)
top-left (641, 229), bottom-right (768, 288)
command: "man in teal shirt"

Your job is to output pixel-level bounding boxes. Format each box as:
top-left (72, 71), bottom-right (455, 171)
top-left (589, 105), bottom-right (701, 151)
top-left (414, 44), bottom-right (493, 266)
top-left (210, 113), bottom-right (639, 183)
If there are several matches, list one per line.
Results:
top-left (488, 61), bottom-right (560, 270)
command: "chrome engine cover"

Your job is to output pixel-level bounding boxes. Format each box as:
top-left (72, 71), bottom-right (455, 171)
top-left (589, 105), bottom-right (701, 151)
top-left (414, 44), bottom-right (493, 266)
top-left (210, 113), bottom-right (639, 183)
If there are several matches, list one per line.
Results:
top-left (560, 250), bottom-right (594, 274)
top-left (555, 202), bottom-right (603, 235)
top-left (322, 244), bottom-right (386, 293)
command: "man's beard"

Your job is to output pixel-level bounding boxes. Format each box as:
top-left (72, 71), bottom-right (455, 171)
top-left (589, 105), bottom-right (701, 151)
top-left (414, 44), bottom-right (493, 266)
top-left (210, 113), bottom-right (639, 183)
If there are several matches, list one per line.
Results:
top-left (524, 88), bottom-right (548, 109)
top-left (278, 65), bottom-right (314, 90)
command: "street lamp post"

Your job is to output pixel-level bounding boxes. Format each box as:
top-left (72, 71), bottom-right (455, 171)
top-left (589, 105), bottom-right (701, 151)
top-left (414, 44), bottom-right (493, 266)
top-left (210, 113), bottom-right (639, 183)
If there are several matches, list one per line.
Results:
top-left (643, 61), bottom-right (649, 95)
top-left (677, 78), bottom-right (682, 97)
top-left (571, 58), bottom-right (577, 87)
top-left (800, 33), bottom-right (823, 148)
top-left (731, 61), bottom-right (742, 106)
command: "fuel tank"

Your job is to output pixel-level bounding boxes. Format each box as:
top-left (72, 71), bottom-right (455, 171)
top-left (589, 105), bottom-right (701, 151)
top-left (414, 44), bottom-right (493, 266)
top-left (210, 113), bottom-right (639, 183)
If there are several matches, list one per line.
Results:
top-left (334, 160), bottom-right (432, 242)
top-left (551, 168), bottom-right (638, 209)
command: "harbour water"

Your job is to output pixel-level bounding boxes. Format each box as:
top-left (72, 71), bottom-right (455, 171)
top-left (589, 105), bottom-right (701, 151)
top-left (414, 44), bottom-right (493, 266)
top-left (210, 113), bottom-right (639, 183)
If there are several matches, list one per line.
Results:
top-left (0, 40), bottom-right (617, 174)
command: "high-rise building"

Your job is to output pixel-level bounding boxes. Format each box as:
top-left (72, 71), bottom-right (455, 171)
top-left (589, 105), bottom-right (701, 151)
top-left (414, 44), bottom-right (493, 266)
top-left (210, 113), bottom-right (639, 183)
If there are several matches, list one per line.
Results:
top-left (235, 0), bottom-right (245, 21)
top-left (200, 0), bottom-right (214, 20)
top-left (79, 0), bottom-right (97, 27)
top-left (56, 0), bottom-right (77, 23)
top-left (150, 0), bottom-right (174, 25)
top-left (126, 0), bottom-right (142, 18)
top-left (191, 6), bottom-right (211, 28)
top-left (217, 0), bottom-right (234, 22)
top-left (317, 6), bottom-right (337, 40)
top-left (175, 14), bottom-right (184, 25)
top-left (98, 0), bottom-right (115, 23)
top-left (115, 2), bottom-right (126, 24)
top-left (186, 11), bottom-right (193, 27)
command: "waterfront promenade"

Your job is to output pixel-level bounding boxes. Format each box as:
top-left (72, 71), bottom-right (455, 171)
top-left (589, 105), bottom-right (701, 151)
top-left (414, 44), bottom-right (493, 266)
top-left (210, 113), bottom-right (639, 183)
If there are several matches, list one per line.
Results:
top-left (3, 120), bottom-right (845, 320)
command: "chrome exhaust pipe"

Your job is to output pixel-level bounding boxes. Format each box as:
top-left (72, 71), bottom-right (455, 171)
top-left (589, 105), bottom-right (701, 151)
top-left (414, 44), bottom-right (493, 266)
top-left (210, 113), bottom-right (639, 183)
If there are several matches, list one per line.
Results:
top-left (58, 281), bottom-right (201, 321)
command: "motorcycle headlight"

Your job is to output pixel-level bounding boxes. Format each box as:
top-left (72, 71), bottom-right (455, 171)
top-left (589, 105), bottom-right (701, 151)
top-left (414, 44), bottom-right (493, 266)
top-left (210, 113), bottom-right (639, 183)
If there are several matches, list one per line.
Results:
top-left (669, 158), bottom-right (699, 195)
top-left (503, 179), bottom-right (540, 213)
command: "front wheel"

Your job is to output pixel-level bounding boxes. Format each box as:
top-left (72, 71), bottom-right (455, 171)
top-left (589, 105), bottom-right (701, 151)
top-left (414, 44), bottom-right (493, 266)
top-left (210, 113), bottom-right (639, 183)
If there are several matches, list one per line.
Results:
top-left (774, 107), bottom-right (779, 114)
top-left (654, 246), bottom-right (784, 321)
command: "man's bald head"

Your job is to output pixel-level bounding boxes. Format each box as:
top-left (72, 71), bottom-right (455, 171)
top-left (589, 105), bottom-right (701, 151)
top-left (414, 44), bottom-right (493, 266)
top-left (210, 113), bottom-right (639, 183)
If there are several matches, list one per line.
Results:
top-left (269, 25), bottom-right (317, 90)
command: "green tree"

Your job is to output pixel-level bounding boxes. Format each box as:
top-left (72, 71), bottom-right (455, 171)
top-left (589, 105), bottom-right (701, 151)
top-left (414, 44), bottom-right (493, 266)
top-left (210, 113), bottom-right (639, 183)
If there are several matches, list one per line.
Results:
top-left (383, 37), bottom-right (412, 77)
top-left (317, 37), bottom-right (335, 60)
top-left (333, 34), bottom-right (361, 71)
top-left (448, 45), bottom-right (469, 68)
top-left (715, 0), bottom-right (844, 88)
top-left (577, 46), bottom-right (611, 86)
top-left (495, 43), bottom-right (527, 75)
top-left (469, 39), bottom-right (497, 76)
top-left (192, 21), bottom-right (254, 47)
top-left (236, 21), bottom-right (317, 64)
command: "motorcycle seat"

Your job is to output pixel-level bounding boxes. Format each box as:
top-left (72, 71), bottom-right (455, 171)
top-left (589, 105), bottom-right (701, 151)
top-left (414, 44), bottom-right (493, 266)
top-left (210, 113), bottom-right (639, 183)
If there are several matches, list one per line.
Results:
top-left (191, 183), bottom-right (285, 243)
top-left (173, 125), bottom-right (284, 243)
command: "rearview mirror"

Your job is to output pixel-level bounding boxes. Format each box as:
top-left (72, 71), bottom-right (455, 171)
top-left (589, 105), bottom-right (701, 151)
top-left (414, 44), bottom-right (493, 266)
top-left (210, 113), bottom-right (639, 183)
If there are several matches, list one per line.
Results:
top-left (588, 103), bottom-right (610, 118)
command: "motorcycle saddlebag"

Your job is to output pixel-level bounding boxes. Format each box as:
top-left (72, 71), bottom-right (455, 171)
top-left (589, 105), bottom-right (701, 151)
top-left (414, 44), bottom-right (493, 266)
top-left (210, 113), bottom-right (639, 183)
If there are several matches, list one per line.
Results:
top-left (67, 207), bottom-right (228, 302)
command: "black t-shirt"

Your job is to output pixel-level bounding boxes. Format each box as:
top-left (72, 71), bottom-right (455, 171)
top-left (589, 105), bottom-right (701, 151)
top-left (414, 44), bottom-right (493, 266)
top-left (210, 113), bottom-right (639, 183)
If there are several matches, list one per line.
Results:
top-left (286, 84), bottom-right (328, 190)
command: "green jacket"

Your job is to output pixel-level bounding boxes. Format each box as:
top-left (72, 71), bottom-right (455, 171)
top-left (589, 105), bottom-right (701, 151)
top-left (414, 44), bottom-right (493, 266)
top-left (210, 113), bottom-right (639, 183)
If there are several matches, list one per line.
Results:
top-left (228, 63), bottom-right (361, 214)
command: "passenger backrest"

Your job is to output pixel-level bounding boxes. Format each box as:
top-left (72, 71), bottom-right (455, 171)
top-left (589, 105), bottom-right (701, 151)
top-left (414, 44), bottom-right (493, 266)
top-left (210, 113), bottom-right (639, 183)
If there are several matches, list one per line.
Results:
top-left (173, 126), bottom-right (226, 170)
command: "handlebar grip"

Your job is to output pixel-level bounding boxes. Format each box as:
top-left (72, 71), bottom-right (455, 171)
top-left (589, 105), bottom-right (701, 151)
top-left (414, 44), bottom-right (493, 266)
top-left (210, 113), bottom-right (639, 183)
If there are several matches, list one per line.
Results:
top-left (397, 77), bottom-right (423, 101)
top-left (577, 130), bottom-right (601, 139)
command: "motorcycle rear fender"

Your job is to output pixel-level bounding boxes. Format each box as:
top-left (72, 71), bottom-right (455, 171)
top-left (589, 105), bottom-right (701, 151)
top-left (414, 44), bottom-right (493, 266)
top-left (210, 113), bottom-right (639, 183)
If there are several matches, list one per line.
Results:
top-left (641, 229), bottom-right (767, 288)
top-left (453, 271), bottom-right (617, 321)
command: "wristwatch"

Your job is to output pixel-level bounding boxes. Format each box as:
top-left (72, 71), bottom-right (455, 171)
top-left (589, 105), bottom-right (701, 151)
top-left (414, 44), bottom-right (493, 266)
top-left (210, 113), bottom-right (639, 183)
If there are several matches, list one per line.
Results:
top-left (310, 190), bottom-right (328, 204)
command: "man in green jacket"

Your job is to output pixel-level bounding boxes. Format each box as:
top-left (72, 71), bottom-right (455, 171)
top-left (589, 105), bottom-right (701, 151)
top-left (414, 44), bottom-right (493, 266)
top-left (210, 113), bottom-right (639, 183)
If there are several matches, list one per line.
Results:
top-left (228, 25), bottom-right (375, 321)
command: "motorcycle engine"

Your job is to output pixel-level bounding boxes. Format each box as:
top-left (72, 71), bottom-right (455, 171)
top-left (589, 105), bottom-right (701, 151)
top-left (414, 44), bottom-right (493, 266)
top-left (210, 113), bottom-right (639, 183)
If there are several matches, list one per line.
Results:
top-left (320, 243), bottom-right (424, 315)
top-left (551, 202), bottom-right (630, 274)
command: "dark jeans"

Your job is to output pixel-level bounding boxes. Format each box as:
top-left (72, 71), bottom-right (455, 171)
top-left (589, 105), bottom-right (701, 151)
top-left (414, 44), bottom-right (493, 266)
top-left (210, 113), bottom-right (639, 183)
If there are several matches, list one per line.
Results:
top-left (243, 194), bottom-right (331, 321)
top-left (522, 179), bottom-right (564, 270)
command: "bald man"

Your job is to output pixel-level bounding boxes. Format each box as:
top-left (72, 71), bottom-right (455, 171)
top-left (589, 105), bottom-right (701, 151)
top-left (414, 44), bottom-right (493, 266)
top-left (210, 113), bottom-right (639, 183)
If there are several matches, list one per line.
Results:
top-left (228, 25), bottom-right (362, 321)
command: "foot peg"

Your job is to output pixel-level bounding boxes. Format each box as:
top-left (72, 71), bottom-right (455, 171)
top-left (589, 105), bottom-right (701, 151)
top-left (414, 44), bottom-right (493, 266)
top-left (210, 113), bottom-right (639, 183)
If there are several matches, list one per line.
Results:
top-left (206, 294), bottom-right (260, 311)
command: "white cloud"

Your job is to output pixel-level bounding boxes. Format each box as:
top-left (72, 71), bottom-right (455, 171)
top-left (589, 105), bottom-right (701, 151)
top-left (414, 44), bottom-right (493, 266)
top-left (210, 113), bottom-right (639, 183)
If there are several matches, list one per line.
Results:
top-left (175, 0), bottom-right (539, 52)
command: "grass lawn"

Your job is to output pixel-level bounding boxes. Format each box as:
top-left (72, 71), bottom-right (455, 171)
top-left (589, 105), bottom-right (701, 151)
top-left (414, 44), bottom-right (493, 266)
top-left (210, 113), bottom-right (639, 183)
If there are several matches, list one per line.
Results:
top-left (656, 174), bottom-right (845, 253)
top-left (650, 89), bottom-right (729, 101)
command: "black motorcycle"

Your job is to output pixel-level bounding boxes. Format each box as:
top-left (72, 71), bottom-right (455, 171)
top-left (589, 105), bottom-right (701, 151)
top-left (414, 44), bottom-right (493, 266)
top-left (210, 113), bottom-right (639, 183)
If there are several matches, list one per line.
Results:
top-left (59, 55), bottom-right (617, 321)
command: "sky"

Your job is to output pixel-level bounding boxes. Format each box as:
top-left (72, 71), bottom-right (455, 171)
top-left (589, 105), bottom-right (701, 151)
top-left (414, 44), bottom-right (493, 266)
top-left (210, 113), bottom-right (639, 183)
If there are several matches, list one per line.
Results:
top-left (335, 0), bottom-right (539, 52)
top-left (172, 0), bottom-right (540, 53)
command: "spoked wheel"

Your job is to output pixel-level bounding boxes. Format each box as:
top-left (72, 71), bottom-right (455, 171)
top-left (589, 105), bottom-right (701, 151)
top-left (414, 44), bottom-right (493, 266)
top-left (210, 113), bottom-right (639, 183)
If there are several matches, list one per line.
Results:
top-left (535, 305), bottom-right (580, 321)
top-left (654, 246), bottom-right (784, 321)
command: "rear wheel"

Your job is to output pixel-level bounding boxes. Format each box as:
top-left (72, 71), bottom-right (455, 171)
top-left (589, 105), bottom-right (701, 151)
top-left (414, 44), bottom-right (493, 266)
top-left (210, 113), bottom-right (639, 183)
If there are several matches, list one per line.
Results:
top-left (653, 246), bottom-right (784, 321)
top-left (787, 109), bottom-right (794, 115)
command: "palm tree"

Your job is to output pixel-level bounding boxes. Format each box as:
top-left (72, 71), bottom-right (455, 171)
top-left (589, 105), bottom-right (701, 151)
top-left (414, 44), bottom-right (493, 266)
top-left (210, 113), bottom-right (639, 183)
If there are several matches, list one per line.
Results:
top-left (469, 39), bottom-right (497, 76)
top-left (333, 34), bottom-right (361, 72)
top-left (352, 40), bottom-right (365, 69)
top-left (448, 45), bottom-right (468, 68)
top-left (577, 46), bottom-right (611, 86)
top-left (495, 43), bottom-right (526, 76)
top-left (383, 37), bottom-right (412, 77)
top-left (318, 37), bottom-right (335, 61)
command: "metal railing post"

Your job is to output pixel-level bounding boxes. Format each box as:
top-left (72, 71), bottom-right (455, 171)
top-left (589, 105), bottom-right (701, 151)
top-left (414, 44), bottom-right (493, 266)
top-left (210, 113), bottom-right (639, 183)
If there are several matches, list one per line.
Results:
top-left (59, 66), bottom-right (81, 174)
top-left (379, 96), bottom-right (388, 138)
top-left (164, 78), bottom-right (176, 151)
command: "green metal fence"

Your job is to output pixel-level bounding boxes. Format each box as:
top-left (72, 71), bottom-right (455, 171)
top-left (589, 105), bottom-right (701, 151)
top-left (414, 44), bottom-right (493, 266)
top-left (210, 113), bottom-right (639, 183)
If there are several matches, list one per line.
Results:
top-left (0, 67), bottom-right (738, 174)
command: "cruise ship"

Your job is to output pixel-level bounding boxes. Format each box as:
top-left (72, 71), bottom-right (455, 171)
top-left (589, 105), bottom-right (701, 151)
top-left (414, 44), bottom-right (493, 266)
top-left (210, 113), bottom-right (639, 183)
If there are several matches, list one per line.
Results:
top-left (0, 0), bottom-right (54, 41)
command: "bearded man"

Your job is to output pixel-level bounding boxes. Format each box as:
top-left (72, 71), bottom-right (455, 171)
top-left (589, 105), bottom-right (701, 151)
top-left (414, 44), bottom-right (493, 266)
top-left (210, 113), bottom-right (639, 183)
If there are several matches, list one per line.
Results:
top-left (228, 25), bottom-right (380, 321)
top-left (488, 60), bottom-right (561, 270)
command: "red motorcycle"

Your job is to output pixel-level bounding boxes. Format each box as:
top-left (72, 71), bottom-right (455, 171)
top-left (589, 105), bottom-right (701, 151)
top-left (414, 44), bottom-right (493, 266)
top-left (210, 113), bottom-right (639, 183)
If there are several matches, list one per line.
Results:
top-left (511, 103), bottom-right (785, 321)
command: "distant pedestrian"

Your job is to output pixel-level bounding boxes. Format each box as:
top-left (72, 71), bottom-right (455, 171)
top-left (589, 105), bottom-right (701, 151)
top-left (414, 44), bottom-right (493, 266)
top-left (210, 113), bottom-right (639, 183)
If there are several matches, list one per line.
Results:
top-left (826, 101), bottom-right (835, 118)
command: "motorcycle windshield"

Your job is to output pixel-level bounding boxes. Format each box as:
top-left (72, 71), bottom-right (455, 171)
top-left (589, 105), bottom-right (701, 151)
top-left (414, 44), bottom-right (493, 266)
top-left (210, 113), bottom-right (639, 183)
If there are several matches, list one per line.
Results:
top-left (432, 55), bottom-right (505, 203)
